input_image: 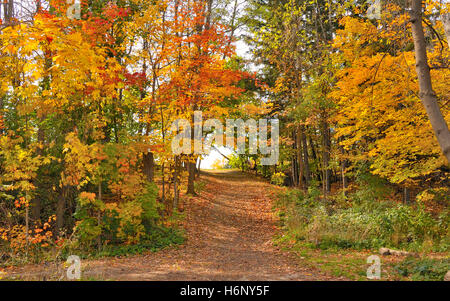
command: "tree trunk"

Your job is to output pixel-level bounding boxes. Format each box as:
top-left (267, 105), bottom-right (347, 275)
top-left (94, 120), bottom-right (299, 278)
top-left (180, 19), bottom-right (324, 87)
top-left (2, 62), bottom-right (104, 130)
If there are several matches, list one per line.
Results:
top-left (309, 136), bottom-right (317, 161)
top-left (291, 129), bottom-right (298, 187)
top-left (291, 157), bottom-right (298, 187)
top-left (410, 0), bottom-right (450, 163)
top-left (296, 127), bottom-right (304, 189)
top-left (32, 120), bottom-right (45, 222)
top-left (301, 126), bottom-right (310, 189)
top-left (56, 186), bottom-right (66, 236)
top-left (187, 159), bottom-right (196, 195)
top-left (97, 181), bottom-right (102, 251)
top-left (173, 160), bottom-right (178, 211)
top-left (25, 195), bottom-right (29, 259)
top-left (442, 13), bottom-right (450, 49)
top-left (322, 119), bottom-right (331, 195)
top-left (161, 163), bottom-right (166, 202)
top-left (341, 160), bottom-right (347, 196)
top-left (173, 157), bottom-right (180, 211)
top-left (0, 97), bottom-right (4, 135)
top-left (403, 186), bottom-right (411, 204)
top-left (3, 0), bottom-right (14, 26)
top-left (196, 158), bottom-right (201, 178)
top-left (142, 152), bottom-right (155, 182)
top-left (340, 152), bottom-right (348, 196)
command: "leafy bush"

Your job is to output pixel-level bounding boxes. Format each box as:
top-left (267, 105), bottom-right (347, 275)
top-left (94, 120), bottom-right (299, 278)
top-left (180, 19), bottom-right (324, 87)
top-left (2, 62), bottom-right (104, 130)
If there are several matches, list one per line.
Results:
top-left (350, 166), bottom-right (394, 205)
top-left (393, 257), bottom-right (450, 281)
top-left (0, 197), bottom-right (58, 265)
top-left (228, 154), bottom-right (250, 171)
top-left (276, 186), bottom-right (449, 252)
top-left (59, 226), bottom-right (184, 259)
top-left (94, 227), bottom-right (184, 258)
top-left (270, 172), bottom-right (286, 186)
top-left (74, 182), bottom-right (165, 250)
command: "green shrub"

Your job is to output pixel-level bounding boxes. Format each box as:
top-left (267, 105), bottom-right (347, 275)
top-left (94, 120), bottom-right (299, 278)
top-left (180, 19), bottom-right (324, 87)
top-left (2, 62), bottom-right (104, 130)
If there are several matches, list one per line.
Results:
top-left (270, 172), bottom-right (286, 186)
top-left (276, 186), bottom-right (449, 252)
top-left (194, 180), bottom-right (207, 193)
top-left (73, 182), bottom-right (176, 253)
top-left (393, 257), bottom-right (450, 281)
top-left (95, 227), bottom-right (184, 258)
top-left (60, 226), bottom-right (184, 259)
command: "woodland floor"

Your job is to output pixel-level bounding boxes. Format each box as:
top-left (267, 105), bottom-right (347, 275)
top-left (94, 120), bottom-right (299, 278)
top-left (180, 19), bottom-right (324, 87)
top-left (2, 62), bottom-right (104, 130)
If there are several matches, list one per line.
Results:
top-left (4, 170), bottom-right (343, 281)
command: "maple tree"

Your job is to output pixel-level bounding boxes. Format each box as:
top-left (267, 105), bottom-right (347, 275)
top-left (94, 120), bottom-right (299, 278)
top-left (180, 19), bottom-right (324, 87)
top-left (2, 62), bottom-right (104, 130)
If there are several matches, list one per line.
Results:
top-left (0, 0), bottom-right (245, 259)
top-left (243, 0), bottom-right (448, 197)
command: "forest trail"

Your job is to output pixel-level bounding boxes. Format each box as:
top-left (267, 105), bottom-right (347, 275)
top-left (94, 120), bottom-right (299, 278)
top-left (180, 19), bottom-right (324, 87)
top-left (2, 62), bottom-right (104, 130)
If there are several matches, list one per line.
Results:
top-left (6, 170), bottom-right (339, 281)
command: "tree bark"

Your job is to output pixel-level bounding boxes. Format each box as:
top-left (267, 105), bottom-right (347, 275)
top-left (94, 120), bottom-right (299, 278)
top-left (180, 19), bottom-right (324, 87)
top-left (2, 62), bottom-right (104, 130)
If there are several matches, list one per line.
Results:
top-left (291, 157), bottom-right (298, 187)
top-left (97, 181), bottom-right (102, 251)
top-left (340, 160), bottom-right (347, 195)
top-left (442, 13), bottom-right (450, 49)
top-left (296, 127), bottom-right (304, 189)
top-left (173, 157), bottom-right (181, 211)
top-left (0, 96), bottom-right (4, 135)
top-left (322, 119), bottom-right (331, 195)
top-left (196, 158), bottom-right (201, 178)
top-left (301, 126), bottom-right (310, 189)
top-left (186, 111), bottom-right (196, 194)
top-left (309, 136), bottom-right (317, 161)
top-left (187, 159), bottom-right (196, 195)
top-left (340, 150), bottom-right (348, 196)
top-left (291, 130), bottom-right (298, 187)
top-left (410, 0), bottom-right (450, 163)
top-left (161, 163), bottom-right (166, 202)
top-left (3, 0), bottom-right (14, 26)
top-left (403, 186), bottom-right (411, 204)
top-left (56, 186), bottom-right (66, 236)
top-left (142, 152), bottom-right (155, 182)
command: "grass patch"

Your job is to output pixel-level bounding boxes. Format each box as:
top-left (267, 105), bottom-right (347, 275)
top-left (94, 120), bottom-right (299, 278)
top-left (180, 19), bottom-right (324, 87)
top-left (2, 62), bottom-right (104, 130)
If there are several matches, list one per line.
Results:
top-left (273, 232), bottom-right (370, 280)
top-left (272, 184), bottom-right (449, 281)
top-left (390, 257), bottom-right (450, 281)
top-left (194, 180), bottom-right (207, 194)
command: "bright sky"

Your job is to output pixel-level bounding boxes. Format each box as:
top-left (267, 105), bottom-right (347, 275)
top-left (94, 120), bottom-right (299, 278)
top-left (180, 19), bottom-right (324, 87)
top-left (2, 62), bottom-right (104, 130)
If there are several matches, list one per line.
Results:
top-left (201, 38), bottom-right (251, 169)
top-left (201, 146), bottom-right (233, 169)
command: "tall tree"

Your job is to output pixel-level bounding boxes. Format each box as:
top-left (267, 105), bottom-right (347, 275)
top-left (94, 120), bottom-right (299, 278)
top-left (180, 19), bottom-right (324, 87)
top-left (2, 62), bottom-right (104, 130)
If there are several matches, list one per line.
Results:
top-left (410, 0), bottom-right (450, 163)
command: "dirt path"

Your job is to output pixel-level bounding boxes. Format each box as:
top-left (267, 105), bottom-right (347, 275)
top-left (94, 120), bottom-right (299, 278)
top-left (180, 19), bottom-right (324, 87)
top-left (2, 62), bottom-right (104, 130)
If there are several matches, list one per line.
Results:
top-left (6, 170), bottom-right (338, 280)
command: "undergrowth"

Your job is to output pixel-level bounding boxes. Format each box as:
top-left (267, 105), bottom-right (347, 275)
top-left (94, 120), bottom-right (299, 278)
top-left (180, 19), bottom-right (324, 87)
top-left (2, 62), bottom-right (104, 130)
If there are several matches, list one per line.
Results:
top-left (273, 176), bottom-right (449, 280)
top-left (275, 185), bottom-right (449, 253)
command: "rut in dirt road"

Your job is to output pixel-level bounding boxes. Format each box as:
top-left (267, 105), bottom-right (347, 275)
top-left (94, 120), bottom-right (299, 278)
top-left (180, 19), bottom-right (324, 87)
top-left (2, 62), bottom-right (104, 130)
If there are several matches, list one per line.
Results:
top-left (7, 170), bottom-right (336, 280)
